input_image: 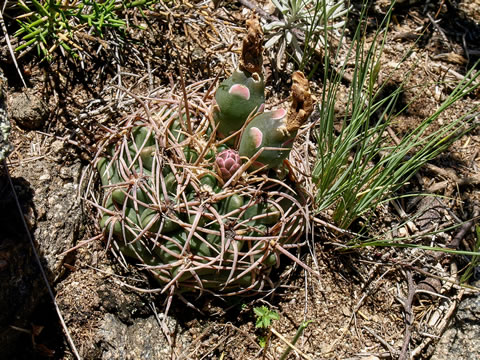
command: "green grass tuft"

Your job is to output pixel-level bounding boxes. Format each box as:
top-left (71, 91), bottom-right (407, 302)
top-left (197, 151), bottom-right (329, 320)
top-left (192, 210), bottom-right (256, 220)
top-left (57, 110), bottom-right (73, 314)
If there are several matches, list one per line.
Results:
top-left (312, 2), bottom-right (480, 229)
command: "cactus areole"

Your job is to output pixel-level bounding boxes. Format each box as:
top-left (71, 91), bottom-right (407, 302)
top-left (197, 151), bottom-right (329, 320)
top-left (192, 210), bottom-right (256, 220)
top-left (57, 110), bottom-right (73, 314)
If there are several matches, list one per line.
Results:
top-left (87, 17), bottom-right (314, 298)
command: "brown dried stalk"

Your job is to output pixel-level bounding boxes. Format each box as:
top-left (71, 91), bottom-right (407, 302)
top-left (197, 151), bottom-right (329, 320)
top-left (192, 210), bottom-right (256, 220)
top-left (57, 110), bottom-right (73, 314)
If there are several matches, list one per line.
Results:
top-left (286, 71), bottom-right (316, 133)
top-left (239, 16), bottom-right (264, 76)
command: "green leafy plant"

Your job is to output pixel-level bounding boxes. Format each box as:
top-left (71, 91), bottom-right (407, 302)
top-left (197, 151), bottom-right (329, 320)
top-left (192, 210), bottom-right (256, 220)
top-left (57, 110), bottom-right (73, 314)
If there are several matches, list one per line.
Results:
top-left (254, 305), bottom-right (279, 349)
top-left (13, 0), bottom-right (155, 60)
top-left (253, 306), bottom-right (313, 357)
top-left (312, 3), bottom-right (480, 229)
top-left (263, 0), bottom-right (349, 69)
top-left (254, 305), bottom-right (280, 329)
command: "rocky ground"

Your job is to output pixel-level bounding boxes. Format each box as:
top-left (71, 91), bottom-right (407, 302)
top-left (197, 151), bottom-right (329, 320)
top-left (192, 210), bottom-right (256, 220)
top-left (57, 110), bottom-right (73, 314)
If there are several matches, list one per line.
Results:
top-left (1, 1), bottom-right (480, 359)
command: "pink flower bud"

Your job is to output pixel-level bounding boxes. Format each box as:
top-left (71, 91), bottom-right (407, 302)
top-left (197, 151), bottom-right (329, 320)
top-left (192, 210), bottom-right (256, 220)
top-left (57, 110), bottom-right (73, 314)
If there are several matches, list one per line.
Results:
top-left (216, 149), bottom-right (241, 181)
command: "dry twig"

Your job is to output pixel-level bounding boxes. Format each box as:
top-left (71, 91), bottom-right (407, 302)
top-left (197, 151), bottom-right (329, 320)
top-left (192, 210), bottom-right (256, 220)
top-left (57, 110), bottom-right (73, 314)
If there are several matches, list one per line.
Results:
top-left (399, 270), bottom-right (416, 360)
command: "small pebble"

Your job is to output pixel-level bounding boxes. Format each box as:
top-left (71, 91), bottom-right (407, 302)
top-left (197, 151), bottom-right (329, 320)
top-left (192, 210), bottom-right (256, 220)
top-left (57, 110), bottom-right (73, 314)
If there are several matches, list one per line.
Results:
top-left (39, 173), bottom-right (51, 181)
top-left (397, 227), bottom-right (408, 237)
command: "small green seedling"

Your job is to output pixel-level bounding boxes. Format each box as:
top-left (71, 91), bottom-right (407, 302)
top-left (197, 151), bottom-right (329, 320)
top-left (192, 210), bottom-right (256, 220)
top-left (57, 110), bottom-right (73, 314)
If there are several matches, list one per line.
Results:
top-left (254, 305), bottom-right (279, 349)
top-left (254, 305), bottom-right (279, 329)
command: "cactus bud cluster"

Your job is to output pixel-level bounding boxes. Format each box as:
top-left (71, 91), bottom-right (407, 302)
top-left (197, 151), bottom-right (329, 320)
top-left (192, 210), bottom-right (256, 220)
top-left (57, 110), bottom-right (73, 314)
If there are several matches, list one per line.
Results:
top-left (238, 71), bottom-right (315, 169)
top-left (213, 18), bottom-right (315, 170)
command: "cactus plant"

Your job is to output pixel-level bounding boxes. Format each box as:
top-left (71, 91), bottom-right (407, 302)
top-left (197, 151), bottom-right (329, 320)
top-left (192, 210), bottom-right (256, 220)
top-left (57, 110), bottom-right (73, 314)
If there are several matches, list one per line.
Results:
top-left (85, 18), bottom-right (313, 299)
top-left (89, 104), bottom-right (307, 295)
top-left (213, 70), bottom-right (265, 138)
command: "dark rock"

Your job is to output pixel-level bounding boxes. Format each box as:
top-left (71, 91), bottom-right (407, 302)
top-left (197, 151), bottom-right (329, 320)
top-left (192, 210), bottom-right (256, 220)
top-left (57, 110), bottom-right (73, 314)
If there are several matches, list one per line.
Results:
top-left (0, 166), bottom-right (46, 357)
top-left (0, 153), bottom-right (84, 357)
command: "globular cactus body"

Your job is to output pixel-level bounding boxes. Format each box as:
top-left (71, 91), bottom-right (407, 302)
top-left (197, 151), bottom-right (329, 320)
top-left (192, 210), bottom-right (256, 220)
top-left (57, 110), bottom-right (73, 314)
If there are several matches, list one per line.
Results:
top-left (92, 111), bottom-right (306, 294)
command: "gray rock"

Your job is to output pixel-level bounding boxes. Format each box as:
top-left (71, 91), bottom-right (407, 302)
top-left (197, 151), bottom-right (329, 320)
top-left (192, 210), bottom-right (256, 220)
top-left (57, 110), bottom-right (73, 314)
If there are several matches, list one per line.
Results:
top-left (456, 295), bottom-right (480, 323)
top-left (8, 89), bottom-right (48, 130)
top-left (431, 288), bottom-right (480, 360)
top-left (55, 262), bottom-right (194, 359)
top-left (11, 157), bottom-right (83, 281)
top-left (98, 314), bottom-right (177, 360)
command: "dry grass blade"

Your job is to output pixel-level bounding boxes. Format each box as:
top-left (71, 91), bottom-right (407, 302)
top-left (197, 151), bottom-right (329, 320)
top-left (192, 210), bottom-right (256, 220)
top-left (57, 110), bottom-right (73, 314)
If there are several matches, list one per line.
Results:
top-left (0, 7), bottom-right (27, 88)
